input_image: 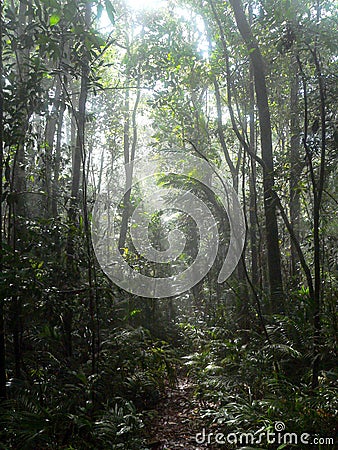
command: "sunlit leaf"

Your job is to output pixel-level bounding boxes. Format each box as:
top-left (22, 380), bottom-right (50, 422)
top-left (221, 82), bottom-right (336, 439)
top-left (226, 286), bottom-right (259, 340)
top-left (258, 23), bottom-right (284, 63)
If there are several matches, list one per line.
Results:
top-left (104, 0), bottom-right (115, 25)
top-left (49, 14), bottom-right (60, 26)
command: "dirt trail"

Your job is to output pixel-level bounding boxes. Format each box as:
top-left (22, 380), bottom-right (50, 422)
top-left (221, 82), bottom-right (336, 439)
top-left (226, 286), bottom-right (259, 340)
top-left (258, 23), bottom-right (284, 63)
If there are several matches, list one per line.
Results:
top-left (145, 377), bottom-right (213, 449)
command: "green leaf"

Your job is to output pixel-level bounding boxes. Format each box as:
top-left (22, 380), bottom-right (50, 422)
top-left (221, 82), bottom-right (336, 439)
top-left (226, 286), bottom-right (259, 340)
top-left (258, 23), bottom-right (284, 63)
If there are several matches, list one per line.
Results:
top-left (49, 14), bottom-right (60, 26)
top-left (76, 372), bottom-right (88, 385)
top-left (130, 309), bottom-right (142, 317)
top-left (104, 0), bottom-right (115, 25)
top-left (97, 3), bottom-right (104, 20)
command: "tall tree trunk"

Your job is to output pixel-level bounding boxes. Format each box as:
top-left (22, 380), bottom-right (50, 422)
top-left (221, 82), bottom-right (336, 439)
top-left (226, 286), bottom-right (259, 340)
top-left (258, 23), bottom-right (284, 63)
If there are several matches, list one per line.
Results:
top-left (207, 3), bottom-right (239, 190)
top-left (213, 76), bottom-right (237, 187)
top-left (52, 89), bottom-right (66, 219)
top-left (12, 0), bottom-right (30, 223)
top-left (44, 78), bottom-right (62, 217)
top-left (229, 0), bottom-right (284, 312)
top-left (10, 0), bottom-right (31, 380)
top-left (289, 57), bottom-right (301, 282)
top-left (311, 11), bottom-right (326, 388)
top-left (0, 0), bottom-right (6, 400)
top-left (118, 81), bottom-right (131, 253)
top-left (65, 4), bottom-right (91, 360)
top-left (206, 7), bottom-right (248, 309)
top-left (118, 71), bottom-right (141, 252)
top-left (66, 66), bottom-right (88, 271)
top-left (296, 4), bottom-right (326, 388)
top-left (248, 3), bottom-right (259, 288)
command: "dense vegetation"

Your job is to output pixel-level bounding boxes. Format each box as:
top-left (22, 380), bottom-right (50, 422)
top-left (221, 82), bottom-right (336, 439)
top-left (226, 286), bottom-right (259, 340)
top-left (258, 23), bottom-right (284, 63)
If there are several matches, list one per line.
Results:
top-left (0, 0), bottom-right (337, 448)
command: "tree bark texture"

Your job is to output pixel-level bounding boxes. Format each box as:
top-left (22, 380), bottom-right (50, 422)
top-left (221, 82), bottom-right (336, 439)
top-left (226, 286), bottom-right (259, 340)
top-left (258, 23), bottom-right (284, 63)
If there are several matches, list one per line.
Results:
top-left (228, 0), bottom-right (284, 311)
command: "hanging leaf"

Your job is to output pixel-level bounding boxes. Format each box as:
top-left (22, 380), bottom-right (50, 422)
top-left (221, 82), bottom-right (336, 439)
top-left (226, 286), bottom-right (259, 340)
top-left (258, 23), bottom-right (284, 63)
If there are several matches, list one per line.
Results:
top-left (97, 3), bottom-right (104, 21)
top-left (104, 0), bottom-right (115, 25)
top-left (49, 14), bottom-right (60, 26)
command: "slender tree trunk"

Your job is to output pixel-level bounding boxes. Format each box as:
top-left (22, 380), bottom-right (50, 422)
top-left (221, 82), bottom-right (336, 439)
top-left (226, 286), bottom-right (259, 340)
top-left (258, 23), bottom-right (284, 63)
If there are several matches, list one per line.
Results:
top-left (9, 0), bottom-right (32, 380)
top-left (66, 66), bottom-right (88, 270)
top-left (65, 4), bottom-right (91, 360)
top-left (311, 31), bottom-right (326, 390)
top-left (118, 71), bottom-right (141, 252)
top-left (68, 77), bottom-right (87, 223)
top-left (229, 0), bottom-right (284, 312)
top-left (248, 4), bottom-right (259, 288)
top-left (296, 4), bottom-right (326, 388)
top-left (44, 78), bottom-right (62, 217)
top-left (97, 149), bottom-right (105, 195)
top-left (118, 81), bottom-right (131, 252)
top-left (213, 76), bottom-right (237, 186)
top-left (207, 2), bottom-right (239, 191)
top-left (0, 0), bottom-right (6, 399)
top-left (248, 73), bottom-right (259, 287)
top-left (206, 10), bottom-right (248, 307)
top-left (289, 57), bottom-right (302, 282)
top-left (52, 90), bottom-right (66, 219)
top-left (12, 0), bottom-right (30, 222)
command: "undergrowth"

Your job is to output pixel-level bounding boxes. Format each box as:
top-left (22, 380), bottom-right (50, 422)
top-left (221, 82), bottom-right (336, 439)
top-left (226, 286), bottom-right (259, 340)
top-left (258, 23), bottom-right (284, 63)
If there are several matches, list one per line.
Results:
top-left (180, 312), bottom-right (337, 449)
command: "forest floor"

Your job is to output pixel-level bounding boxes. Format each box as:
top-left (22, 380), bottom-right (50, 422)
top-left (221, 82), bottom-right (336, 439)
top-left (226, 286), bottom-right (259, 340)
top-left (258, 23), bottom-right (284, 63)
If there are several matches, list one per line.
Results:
top-left (144, 376), bottom-right (224, 450)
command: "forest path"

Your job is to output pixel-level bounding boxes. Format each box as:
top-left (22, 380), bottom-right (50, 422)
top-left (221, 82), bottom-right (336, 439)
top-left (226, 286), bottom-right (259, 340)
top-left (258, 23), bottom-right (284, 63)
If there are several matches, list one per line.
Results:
top-left (145, 376), bottom-right (215, 449)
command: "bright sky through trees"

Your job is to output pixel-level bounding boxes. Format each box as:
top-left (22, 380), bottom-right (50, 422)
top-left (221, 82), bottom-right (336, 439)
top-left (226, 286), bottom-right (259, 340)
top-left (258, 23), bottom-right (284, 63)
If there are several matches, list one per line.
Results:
top-left (127, 0), bottom-right (167, 10)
